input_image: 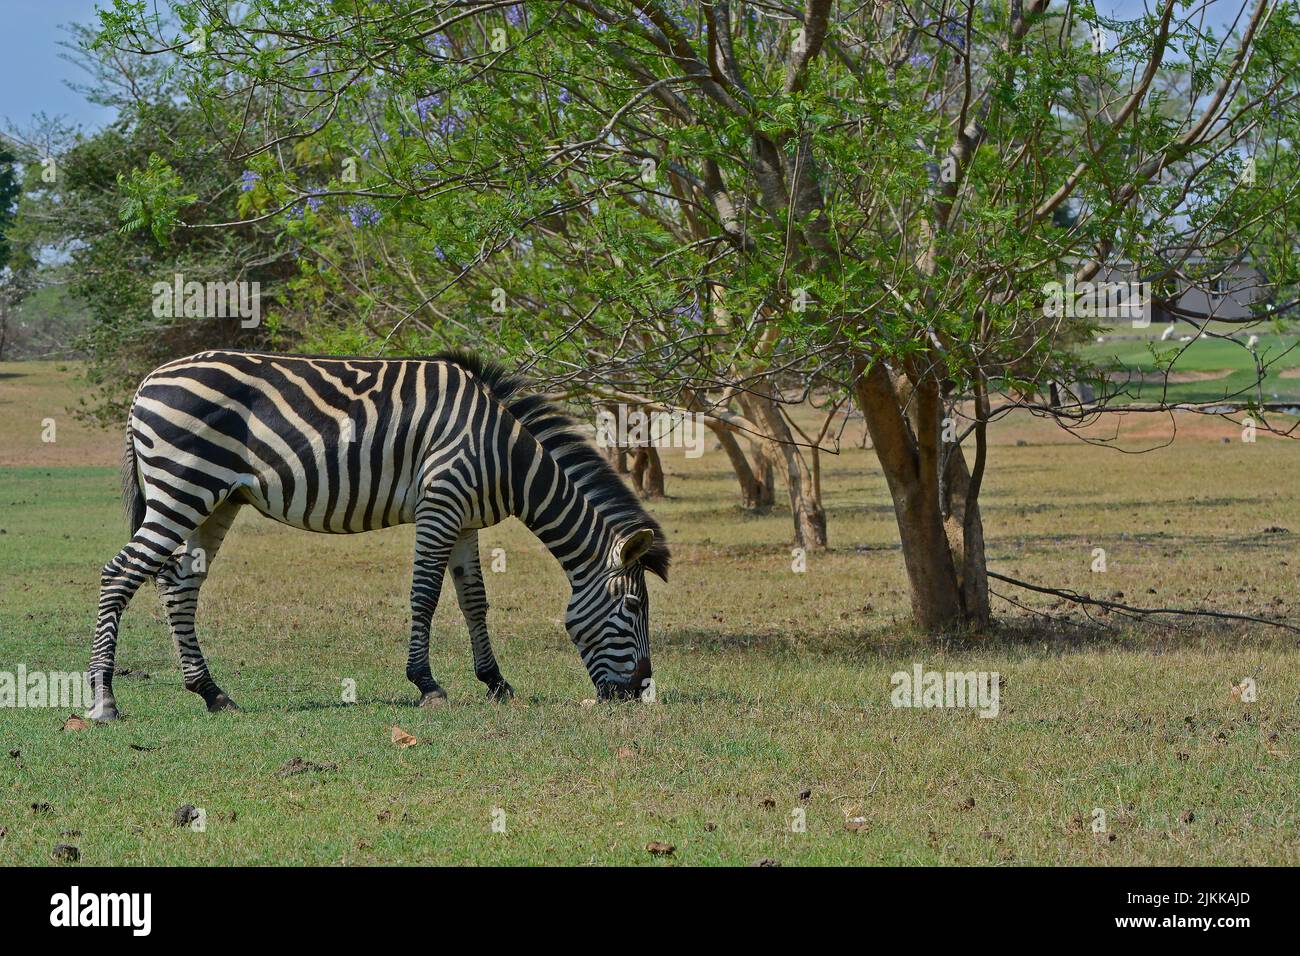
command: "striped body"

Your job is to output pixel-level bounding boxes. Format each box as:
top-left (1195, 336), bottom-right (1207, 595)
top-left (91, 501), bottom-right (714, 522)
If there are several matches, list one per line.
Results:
top-left (134, 352), bottom-right (522, 533)
top-left (87, 350), bottom-right (669, 720)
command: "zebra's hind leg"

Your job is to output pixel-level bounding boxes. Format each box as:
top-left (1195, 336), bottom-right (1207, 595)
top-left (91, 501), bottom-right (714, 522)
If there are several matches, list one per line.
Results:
top-left (88, 516), bottom-right (196, 722)
top-left (449, 531), bottom-right (514, 702)
top-left (407, 499), bottom-right (463, 708)
top-left (156, 500), bottom-right (242, 714)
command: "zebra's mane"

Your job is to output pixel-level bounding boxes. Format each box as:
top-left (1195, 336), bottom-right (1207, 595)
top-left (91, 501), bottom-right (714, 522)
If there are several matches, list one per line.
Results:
top-left (433, 350), bottom-right (670, 581)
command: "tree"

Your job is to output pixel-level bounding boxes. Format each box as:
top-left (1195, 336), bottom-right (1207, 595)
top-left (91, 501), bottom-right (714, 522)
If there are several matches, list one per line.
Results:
top-left (0, 138), bottom-right (25, 360)
top-left (17, 24), bottom-right (297, 422)
top-left (96, 0), bottom-right (1300, 632)
top-left (0, 140), bottom-right (21, 271)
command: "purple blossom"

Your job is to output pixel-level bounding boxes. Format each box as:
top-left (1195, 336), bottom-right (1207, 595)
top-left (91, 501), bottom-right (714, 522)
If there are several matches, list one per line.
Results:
top-left (504, 4), bottom-right (525, 27)
top-left (416, 94), bottom-right (443, 122)
top-left (347, 202), bottom-right (381, 228)
top-left (415, 96), bottom-right (460, 137)
top-left (240, 170), bottom-right (260, 192)
top-left (305, 194), bottom-right (323, 211)
top-left (557, 87), bottom-right (571, 105)
top-left (672, 302), bottom-right (703, 324)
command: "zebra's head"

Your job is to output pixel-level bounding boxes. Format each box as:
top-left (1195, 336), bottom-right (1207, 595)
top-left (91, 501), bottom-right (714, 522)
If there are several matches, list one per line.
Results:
top-left (566, 527), bottom-right (666, 700)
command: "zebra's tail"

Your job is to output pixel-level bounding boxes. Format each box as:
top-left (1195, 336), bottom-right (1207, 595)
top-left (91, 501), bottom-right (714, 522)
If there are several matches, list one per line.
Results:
top-left (121, 416), bottom-right (146, 535)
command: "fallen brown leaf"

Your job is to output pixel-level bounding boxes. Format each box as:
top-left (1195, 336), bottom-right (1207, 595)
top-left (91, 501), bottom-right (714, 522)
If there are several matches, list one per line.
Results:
top-left (62, 714), bottom-right (89, 732)
top-left (391, 725), bottom-right (418, 748)
top-left (646, 841), bottom-right (675, 856)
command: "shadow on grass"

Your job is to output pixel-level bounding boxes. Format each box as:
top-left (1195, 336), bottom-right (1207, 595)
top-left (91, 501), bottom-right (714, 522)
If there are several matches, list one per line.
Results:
top-left (236, 696), bottom-right (412, 714)
top-left (657, 615), bottom-right (1295, 665)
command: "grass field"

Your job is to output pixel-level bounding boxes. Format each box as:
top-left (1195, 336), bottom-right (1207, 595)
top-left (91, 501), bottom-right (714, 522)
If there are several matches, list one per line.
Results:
top-left (1, 361), bottom-right (1298, 865)
top-left (1083, 322), bottom-right (1300, 405)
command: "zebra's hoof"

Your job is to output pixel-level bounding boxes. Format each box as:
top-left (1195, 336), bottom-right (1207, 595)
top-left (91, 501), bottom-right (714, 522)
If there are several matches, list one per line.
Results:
top-left (486, 680), bottom-right (515, 702)
top-left (417, 689), bottom-right (448, 709)
top-left (87, 703), bottom-right (120, 723)
top-left (206, 693), bottom-right (239, 714)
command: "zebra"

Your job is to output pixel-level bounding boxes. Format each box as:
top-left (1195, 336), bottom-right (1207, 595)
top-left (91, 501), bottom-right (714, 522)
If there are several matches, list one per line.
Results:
top-left (87, 350), bottom-right (669, 721)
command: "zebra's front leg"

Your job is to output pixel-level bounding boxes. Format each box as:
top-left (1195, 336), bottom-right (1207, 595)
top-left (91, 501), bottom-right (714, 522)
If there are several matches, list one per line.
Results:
top-left (449, 531), bottom-right (514, 701)
top-left (407, 503), bottom-right (462, 708)
top-left (157, 501), bottom-right (241, 714)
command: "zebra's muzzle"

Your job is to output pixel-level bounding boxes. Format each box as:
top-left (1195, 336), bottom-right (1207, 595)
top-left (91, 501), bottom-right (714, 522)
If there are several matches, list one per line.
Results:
top-left (597, 657), bottom-right (652, 701)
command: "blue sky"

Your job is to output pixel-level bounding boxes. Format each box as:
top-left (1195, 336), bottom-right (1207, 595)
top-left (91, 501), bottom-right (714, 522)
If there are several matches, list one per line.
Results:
top-left (0, 0), bottom-right (115, 132)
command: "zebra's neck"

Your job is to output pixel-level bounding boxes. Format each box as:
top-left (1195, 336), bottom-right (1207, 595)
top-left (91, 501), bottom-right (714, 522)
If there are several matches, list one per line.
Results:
top-left (506, 422), bottom-right (615, 587)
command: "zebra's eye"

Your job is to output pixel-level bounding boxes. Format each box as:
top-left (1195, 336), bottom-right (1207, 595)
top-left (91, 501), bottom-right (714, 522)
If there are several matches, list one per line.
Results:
top-left (624, 593), bottom-right (642, 611)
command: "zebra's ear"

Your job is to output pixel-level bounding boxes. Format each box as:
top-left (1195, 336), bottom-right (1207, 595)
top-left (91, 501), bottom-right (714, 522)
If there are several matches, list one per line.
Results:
top-left (618, 528), bottom-right (656, 568)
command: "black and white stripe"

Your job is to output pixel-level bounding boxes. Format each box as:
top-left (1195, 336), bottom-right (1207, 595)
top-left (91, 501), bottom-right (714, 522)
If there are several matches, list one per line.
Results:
top-left (88, 350), bottom-right (669, 720)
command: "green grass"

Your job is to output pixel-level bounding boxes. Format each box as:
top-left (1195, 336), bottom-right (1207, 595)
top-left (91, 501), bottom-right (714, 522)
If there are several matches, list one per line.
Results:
top-left (1, 362), bottom-right (1298, 865)
top-left (1083, 324), bottom-right (1300, 404)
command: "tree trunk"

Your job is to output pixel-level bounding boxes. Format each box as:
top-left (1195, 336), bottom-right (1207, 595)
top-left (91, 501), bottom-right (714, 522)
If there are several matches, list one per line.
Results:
top-left (630, 446), bottom-right (665, 498)
top-left (604, 444), bottom-right (628, 474)
top-left (941, 435), bottom-right (991, 627)
top-left (740, 391), bottom-right (827, 549)
top-left (752, 439), bottom-right (778, 509)
top-left (599, 403), bottom-right (630, 473)
top-left (854, 360), bottom-right (987, 633)
top-left (708, 419), bottom-right (775, 511)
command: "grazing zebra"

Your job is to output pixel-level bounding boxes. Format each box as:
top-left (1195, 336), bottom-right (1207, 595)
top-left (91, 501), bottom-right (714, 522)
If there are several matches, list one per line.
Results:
top-left (87, 350), bottom-right (669, 721)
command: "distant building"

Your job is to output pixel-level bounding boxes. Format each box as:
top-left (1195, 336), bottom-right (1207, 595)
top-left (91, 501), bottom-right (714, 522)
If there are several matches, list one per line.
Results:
top-left (1096, 255), bottom-right (1268, 324)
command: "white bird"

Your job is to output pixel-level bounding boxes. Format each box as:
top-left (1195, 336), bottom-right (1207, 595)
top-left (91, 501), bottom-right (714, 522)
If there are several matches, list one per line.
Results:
top-left (1096, 335), bottom-right (1105, 344)
top-left (1160, 324), bottom-right (1176, 341)
top-left (1247, 334), bottom-right (1259, 350)
top-left (1178, 335), bottom-right (1193, 342)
